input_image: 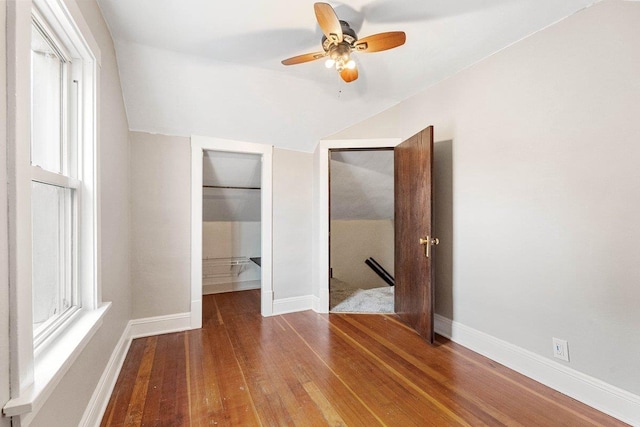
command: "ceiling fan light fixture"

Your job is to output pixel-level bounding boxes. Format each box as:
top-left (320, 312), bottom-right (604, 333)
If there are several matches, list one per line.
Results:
top-left (280, 3), bottom-right (407, 83)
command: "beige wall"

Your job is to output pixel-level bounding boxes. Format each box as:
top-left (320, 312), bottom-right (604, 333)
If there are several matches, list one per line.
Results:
top-left (330, 220), bottom-right (394, 289)
top-left (23, 0), bottom-right (133, 425)
top-left (130, 131), bottom-right (191, 318)
top-left (329, 0), bottom-right (640, 395)
top-left (433, 140), bottom-right (454, 318)
top-left (272, 148), bottom-right (313, 299)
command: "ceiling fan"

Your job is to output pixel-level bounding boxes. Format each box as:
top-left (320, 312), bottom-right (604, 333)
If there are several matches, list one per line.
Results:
top-left (281, 2), bottom-right (406, 83)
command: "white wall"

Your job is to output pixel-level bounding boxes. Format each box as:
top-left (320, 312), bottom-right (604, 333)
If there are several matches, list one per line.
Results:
top-left (329, 0), bottom-right (640, 397)
top-left (0, 2), bottom-right (11, 426)
top-left (130, 131), bottom-right (191, 318)
top-left (202, 221), bottom-right (261, 291)
top-left (272, 148), bottom-right (313, 299)
top-left (330, 220), bottom-right (394, 289)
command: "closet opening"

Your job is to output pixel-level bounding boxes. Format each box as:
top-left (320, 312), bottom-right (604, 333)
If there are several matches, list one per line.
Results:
top-left (190, 135), bottom-right (274, 326)
top-left (201, 150), bottom-right (262, 296)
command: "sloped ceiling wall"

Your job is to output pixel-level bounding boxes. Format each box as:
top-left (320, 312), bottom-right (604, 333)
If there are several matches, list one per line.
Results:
top-left (203, 151), bottom-right (261, 221)
top-left (331, 150), bottom-right (393, 220)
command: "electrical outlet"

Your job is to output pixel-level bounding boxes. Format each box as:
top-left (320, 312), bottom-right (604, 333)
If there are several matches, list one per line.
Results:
top-left (552, 338), bottom-right (569, 362)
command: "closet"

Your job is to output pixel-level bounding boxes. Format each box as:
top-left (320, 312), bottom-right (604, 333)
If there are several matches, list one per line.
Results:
top-left (202, 150), bottom-right (262, 294)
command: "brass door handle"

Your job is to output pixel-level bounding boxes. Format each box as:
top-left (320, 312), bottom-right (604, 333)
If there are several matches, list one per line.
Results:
top-left (419, 236), bottom-right (440, 258)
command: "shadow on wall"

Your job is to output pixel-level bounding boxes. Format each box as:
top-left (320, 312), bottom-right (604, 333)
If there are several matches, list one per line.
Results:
top-left (434, 140), bottom-right (454, 319)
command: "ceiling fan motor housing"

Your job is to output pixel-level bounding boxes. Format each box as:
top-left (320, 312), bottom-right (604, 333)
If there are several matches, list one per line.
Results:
top-left (321, 20), bottom-right (358, 51)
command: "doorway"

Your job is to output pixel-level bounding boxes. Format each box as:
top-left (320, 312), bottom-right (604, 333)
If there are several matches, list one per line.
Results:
top-left (201, 150), bottom-right (262, 295)
top-left (191, 136), bottom-right (274, 328)
top-left (317, 138), bottom-right (401, 313)
top-left (329, 149), bottom-right (395, 313)
top-left (318, 128), bottom-right (436, 343)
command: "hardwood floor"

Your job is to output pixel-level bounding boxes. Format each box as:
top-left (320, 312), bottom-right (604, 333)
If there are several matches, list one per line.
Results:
top-left (101, 290), bottom-right (626, 426)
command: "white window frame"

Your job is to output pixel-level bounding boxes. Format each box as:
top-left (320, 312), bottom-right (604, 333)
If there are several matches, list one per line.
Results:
top-left (3, 0), bottom-right (110, 424)
top-left (30, 8), bottom-right (81, 349)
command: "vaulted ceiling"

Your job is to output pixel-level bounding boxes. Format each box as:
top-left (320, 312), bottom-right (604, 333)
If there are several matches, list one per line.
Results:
top-left (98, 0), bottom-right (598, 152)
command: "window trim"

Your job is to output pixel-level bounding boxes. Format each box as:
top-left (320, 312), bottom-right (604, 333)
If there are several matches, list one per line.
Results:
top-left (30, 9), bottom-right (80, 342)
top-left (3, 0), bottom-right (106, 423)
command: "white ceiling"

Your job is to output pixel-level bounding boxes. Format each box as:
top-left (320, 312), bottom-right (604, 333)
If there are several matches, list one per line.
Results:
top-left (97, 0), bottom-right (598, 151)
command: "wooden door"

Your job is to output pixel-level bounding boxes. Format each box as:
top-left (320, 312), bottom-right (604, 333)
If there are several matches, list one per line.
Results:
top-left (394, 126), bottom-right (437, 343)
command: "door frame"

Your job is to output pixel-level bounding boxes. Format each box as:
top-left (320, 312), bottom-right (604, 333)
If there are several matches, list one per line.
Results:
top-left (190, 135), bottom-right (274, 327)
top-left (316, 138), bottom-right (401, 313)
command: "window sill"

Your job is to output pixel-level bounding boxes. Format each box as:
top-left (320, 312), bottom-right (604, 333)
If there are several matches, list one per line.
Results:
top-left (2, 302), bottom-right (111, 421)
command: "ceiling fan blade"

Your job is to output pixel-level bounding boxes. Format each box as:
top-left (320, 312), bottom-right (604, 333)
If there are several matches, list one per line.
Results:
top-left (340, 66), bottom-right (358, 83)
top-left (281, 51), bottom-right (326, 66)
top-left (314, 2), bottom-right (343, 44)
top-left (354, 31), bottom-right (406, 53)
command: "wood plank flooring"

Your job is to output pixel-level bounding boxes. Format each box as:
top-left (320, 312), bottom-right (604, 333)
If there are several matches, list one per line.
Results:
top-left (101, 290), bottom-right (626, 426)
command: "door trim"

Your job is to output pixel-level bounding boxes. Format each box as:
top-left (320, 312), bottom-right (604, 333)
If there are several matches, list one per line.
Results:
top-left (316, 138), bottom-right (401, 313)
top-left (190, 135), bottom-right (274, 327)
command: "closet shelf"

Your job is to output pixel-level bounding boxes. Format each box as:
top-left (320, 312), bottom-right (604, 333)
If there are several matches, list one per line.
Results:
top-left (202, 257), bottom-right (253, 279)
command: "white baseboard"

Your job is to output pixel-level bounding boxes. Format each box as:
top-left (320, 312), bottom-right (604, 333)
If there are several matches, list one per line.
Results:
top-left (79, 322), bottom-right (131, 427)
top-left (203, 280), bottom-right (261, 295)
top-left (272, 295), bottom-right (314, 315)
top-left (128, 312), bottom-right (191, 339)
top-left (312, 288), bottom-right (329, 313)
top-left (261, 290), bottom-right (274, 317)
top-left (434, 314), bottom-right (640, 426)
top-left (80, 311), bottom-right (194, 426)
top-left (311, 295), bottom-right (324, 313)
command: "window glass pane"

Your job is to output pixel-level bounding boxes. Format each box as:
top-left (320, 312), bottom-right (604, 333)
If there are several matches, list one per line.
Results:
top-left (31, 23), bottom-right (63, 174)
top-left (32, 181), bottom-right (74, 336)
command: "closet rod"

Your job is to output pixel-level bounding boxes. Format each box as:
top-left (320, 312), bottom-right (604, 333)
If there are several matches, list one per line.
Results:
top-left (203, 185), bottom-right (261, 190)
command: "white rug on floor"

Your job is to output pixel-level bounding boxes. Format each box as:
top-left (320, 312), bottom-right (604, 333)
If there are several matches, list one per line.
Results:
top-left (331, 286), bottom-right (394, 313)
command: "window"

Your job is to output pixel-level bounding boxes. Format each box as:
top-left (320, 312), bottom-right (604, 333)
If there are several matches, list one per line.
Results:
top-left (2, 0), bottom-right (107, 420)
top-left (30, 14), bottom-right (80, 347)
